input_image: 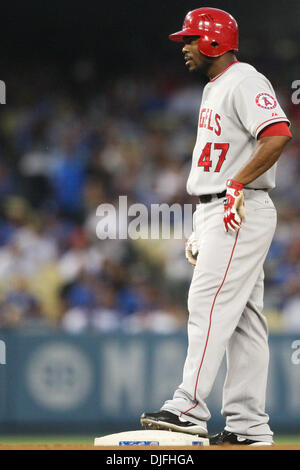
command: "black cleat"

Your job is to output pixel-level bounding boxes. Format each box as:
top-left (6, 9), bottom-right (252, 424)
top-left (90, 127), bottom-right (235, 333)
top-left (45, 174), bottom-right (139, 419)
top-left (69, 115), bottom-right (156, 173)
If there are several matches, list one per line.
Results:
top-left (209, 430), bottom-right (272, 446)
top-left (140, 410), bottom-right (207, 436)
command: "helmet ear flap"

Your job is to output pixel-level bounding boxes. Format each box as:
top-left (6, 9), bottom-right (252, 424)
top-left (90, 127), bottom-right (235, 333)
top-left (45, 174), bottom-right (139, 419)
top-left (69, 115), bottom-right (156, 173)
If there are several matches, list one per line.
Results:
top-left (211, 41), bottom-right (219, 49)
top-left (197, 35), bottom-right (227, 57)
top-left (197, 36), bottom-right (217, 56)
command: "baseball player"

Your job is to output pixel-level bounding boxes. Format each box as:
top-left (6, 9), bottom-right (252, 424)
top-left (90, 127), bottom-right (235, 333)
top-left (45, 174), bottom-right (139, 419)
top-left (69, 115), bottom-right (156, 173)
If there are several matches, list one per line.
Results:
top-left (141, 7), bottom-right (292, 446)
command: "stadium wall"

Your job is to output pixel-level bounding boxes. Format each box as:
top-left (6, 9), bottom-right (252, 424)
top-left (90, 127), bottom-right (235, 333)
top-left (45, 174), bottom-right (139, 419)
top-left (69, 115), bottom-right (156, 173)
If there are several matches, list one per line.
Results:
top-left (0, 331), bottom-right (299, 434)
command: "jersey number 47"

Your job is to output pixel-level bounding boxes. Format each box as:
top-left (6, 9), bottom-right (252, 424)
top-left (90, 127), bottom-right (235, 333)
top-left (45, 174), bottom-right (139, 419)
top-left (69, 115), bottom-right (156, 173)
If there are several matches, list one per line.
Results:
top-left (198, 142), bottom-right (229, 172)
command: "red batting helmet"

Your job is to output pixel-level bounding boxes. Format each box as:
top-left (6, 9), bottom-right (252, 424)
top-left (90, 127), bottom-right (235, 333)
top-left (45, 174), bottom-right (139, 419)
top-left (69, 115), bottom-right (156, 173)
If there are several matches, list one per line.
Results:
top-left (169, 7), bottom-right (239, 57)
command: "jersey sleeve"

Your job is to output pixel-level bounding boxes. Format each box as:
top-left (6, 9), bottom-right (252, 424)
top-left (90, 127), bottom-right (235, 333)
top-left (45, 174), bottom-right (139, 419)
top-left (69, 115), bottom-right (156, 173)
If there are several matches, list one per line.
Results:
top-left (233, 75), bottom-right (290, 139)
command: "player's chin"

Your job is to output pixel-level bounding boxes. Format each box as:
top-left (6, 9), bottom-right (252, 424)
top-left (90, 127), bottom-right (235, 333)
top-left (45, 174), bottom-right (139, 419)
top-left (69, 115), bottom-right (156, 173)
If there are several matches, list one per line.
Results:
top-left (185, 61), bottom-right (197, 72)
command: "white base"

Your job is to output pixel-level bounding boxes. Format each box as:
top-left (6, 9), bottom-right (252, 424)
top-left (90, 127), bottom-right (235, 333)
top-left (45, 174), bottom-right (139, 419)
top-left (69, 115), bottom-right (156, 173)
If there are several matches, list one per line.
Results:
top-left (94, 430), bottom-right (209, 447)
top-left (249, 442), bottom-right (273, 446)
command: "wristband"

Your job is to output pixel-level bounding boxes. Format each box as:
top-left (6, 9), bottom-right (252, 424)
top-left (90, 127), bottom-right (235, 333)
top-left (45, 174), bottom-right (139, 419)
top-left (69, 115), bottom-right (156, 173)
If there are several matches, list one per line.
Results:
top-left (226, 179), bottom-right (244, 191)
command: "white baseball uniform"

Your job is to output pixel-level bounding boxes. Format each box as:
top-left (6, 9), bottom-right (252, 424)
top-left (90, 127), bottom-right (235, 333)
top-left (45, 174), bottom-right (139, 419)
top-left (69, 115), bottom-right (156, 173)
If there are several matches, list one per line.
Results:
top-left (161, 61), bottom-right (290, 443)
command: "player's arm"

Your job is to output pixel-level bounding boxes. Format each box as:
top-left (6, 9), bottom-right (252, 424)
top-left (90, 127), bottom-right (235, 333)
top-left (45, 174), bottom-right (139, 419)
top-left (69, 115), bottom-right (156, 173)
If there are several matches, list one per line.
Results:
top-left (233, 133), bottom-right (291, 186)
top-left (223, 122), bottom-right (292, 232)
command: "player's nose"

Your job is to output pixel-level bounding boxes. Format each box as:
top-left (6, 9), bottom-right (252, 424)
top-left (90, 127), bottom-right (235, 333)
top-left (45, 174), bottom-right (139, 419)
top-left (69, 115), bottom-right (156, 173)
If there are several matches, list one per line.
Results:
top-left (182, 44), bottom-right (189, 54)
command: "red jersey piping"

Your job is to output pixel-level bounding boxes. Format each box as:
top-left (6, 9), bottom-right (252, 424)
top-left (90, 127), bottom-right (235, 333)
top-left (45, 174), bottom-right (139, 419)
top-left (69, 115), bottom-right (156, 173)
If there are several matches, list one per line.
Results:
top-left (209, 61), bottom-right (240, 83)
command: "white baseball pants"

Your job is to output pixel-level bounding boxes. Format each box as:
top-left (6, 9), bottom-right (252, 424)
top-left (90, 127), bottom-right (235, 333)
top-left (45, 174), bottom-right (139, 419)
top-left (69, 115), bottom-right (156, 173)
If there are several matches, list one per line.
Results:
top-left (162, 189), bottom-right (277, 443)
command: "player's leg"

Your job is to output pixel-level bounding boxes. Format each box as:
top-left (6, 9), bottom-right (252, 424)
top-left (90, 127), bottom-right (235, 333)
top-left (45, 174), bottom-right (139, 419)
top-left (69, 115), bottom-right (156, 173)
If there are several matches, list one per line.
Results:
top-left (141, 190), bottom-right (276, 435)
top-left (141, 204), bottom-right (211, 436)
top-left (160, 192), bottom-right (276, 419)
top-left (220, 268), bottom-right (273, 444)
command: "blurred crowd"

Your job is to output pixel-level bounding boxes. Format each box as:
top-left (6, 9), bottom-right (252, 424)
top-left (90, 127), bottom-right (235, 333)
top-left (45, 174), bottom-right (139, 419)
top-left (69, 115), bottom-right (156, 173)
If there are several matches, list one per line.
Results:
top-left (0, 62), bottom-right (299, 333)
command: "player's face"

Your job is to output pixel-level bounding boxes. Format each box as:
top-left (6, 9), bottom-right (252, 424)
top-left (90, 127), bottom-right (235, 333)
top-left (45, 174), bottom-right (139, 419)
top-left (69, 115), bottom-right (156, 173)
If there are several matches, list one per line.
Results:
top-left (182, 36), bottom-right (213, 74)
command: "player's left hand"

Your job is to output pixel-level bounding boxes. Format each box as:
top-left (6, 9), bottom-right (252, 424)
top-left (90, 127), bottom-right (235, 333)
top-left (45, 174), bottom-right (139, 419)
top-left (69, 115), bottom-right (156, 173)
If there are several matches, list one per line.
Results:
top-left (185, 231), bottom-right (198, 266)
top-left (223, 179), bottom-right (246, 232)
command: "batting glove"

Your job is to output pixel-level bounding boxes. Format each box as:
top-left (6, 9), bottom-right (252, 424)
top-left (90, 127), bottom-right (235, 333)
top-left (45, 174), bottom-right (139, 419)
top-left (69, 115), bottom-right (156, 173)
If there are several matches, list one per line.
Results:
top-left (223, 179), bottom-right (246, 233)
top-left (185, 231), bottom-right (198, 266)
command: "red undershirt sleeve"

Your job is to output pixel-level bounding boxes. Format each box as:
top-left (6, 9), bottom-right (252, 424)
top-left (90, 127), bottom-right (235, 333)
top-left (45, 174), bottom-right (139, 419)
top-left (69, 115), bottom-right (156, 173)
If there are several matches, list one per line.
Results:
top-left (258, 121), bottom-right (292, 139)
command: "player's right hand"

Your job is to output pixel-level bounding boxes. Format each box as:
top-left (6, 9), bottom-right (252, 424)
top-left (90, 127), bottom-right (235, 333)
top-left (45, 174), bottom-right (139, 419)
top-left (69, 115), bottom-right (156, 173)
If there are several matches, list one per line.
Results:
top-left (185, 231), bottom-right (198, 266)
top-left (223, 179), bottom-right (246, 232)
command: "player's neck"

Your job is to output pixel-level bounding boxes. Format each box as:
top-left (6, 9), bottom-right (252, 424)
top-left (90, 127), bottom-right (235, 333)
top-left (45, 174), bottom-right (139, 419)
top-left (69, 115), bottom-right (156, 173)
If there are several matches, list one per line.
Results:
top-left (207, 53), bottom-right (238, 80)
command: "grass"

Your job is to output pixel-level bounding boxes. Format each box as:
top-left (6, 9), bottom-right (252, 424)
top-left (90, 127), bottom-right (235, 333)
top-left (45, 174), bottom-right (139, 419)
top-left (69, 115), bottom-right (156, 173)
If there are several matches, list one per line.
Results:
top-left (0, 435), bottom-right (299, 445)
top-left (274, 435), bottom-right (300, 445)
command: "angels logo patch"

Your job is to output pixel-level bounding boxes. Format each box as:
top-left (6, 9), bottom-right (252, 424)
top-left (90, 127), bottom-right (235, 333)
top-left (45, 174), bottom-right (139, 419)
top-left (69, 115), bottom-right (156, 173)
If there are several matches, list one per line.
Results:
top-left (255, 92), bottom-right (277, 109)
